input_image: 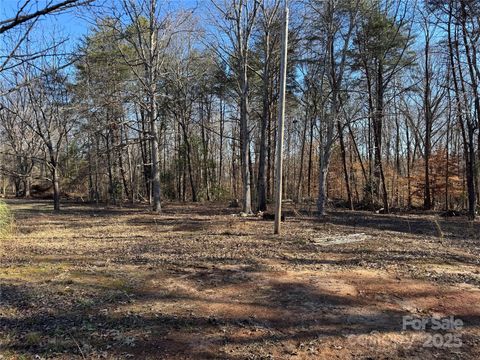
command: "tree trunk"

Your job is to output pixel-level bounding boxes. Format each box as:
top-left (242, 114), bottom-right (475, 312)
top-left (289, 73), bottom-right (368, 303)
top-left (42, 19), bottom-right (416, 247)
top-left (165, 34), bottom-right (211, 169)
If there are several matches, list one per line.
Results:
top-left (150, 105), bottom-right (161, 211)
top-left (105, 132), bottom-right (116, 205)
top-left (182, 123), bottom-right (197, 202)
top-left (257, 36), bottom-right (270, 212)
top-left (24, 176), bottom-right (31, 198)
top-left (307, 116), bottom-right (314, 199)
top-left (448, 2), bottom-right (475, 219)
top-left (240, 61), bottom-right (252, 214)
top-left (218, 96), bottom-right (224, 189)
top-left (317, 144), bottom-right (332, 215)
top-left (52, 165), bottom-right (60, 211)
top-left (423, 33), bottom-right (432, 210)
top-left (406, 119), bottom-right (412, 208)
top-left (374, 61), bottom-right (389, 213)
top-left (149, 0), bottom-right (161, 212)
top-left (296, 110), bottom-right (308, 203)
top-left (337, 119), bottom-right (353, 210)
top-left (317, 110), bottom-right (334, 215)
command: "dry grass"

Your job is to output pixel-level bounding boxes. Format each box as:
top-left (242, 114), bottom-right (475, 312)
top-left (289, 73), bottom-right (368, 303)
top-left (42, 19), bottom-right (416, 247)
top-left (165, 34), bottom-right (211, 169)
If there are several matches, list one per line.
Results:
top-left (1, 199), bottom-right (480, 359)
top-left (0, 200), bottom-right (13, 239)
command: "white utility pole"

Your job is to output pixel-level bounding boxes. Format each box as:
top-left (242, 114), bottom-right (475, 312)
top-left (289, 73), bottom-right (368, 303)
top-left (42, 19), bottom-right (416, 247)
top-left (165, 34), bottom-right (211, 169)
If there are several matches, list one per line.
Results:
top-left (274, 3), bottom-right (289, 234)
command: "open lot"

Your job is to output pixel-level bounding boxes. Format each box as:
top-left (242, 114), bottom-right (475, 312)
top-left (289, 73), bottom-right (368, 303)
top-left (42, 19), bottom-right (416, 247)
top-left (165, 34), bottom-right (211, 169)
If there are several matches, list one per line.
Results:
top-left (1, 200), bottom-right (480, 359)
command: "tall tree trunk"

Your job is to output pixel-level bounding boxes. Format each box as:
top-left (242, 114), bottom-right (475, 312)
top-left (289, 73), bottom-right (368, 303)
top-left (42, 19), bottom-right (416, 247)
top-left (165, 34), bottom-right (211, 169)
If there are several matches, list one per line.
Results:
top-left (296, 110), bottom-right (308, 203)
top-left (448, 2), bottom-right (476, 219)
top-left (139, 109), bottom-right (151, 203)
top-left (118, 123), bottom-right (130, 203)
top-left (317, 111), bottom-right (334, 215)
top-left (267, 104), bottom-right (273, 200)
top-left (406, 119), bottom-right (412, 208)
top-left (124, 123), bottom-right (135, 203)
top-left (150, 102), bottom-right (161, 211)
top-left (337, 119), bottom-right (353, 210)
top-left (200, 100), bottom-right (210, 201)
top-left (445, 92), bottom-right (451, 210)
top-left (307, 116), bottom-right (314, 199)
top-left (181, 121), bottom-right (197, 202)
top-left (218, 96), bottom-right (224, 189)
top-left (374, 61), bottom-right (389, 212)
top-left (149, 0), bottom-right (161, 212)
top-left (423, 32), bottom-right (432, 210)
top-left (240, 61), bottom-right (252, 213)
top-left (257, 34), bottom-right (270, 211)
top-left (105, 132), bottom-right (116, 205)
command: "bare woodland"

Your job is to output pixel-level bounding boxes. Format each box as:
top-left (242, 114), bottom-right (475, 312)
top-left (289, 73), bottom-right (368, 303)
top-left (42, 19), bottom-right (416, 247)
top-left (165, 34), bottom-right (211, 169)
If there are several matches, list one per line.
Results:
top-left (1, 0), bottom-right (480, 359)
top-left (0, 0), bottom-right (479, 218)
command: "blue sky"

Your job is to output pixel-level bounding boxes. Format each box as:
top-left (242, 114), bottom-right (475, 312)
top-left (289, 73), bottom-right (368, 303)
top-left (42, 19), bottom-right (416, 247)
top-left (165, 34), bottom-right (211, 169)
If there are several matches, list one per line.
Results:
top-left (1, 0), bottom-right (90, 36)
top-left (1, 0), bottom-right (205, 51)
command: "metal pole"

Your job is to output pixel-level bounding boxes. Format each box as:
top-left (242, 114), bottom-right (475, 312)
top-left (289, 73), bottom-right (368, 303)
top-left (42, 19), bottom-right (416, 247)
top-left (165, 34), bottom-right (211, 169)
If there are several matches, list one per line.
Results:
top-left (274, 4), bottom-right (289, 234)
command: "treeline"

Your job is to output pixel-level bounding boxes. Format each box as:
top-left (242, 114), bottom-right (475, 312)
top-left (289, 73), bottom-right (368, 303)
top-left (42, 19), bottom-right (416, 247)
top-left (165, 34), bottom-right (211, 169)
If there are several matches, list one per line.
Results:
top-left (0, 0), bottom-right (479, 218)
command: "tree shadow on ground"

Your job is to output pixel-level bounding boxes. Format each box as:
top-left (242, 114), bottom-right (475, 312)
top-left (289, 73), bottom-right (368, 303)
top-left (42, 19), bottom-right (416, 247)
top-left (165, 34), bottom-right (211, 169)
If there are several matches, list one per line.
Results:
top-left (313, 210), bottom-right (480, 241)
top-left (2, 271), bottom-right (479, 359)
top-left (3, 200), bottom-right (480, 359)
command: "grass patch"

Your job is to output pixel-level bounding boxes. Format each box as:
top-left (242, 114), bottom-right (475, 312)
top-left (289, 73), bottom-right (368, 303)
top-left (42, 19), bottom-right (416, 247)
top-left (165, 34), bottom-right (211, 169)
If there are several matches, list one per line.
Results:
top-left (0, 262), bottom-right (70, 282)
top-left (25, 331), bottom-right (43, 346)
top-left (0, 200), bottom-right (13, 238)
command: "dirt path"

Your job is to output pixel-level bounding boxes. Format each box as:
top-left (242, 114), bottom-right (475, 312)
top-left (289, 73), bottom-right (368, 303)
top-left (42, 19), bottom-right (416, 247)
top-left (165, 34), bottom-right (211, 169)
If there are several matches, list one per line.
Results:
top-left (1, 200), bottom-right (480, 359)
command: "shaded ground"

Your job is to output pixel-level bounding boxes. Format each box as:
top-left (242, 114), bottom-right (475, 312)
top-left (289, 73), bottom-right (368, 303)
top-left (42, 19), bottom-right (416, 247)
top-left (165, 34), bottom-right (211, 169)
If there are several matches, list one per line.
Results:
top-left (1, 199), bottom-right (480, 359)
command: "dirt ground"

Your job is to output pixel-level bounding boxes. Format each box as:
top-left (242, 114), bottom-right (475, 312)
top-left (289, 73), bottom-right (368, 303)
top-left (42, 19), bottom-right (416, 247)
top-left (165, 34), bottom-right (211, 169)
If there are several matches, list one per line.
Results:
top-left (1, 199), bottom-right (480, 359)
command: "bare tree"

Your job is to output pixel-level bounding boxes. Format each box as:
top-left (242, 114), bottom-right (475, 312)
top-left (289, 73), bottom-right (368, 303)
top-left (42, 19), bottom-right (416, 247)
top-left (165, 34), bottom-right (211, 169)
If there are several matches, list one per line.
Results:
top-left (257, 0), bottom-right (280, 212)
top-left (210, 0), bottom-right (259, 214)
top-left (24, 55), bottom-right (74, 211)
top-left (0, 0), bottom-right (92, 34)
top-left (0, 84), bottom-right (41, 197)
top-left (0, 0), bottom-right (93, 74)
top-left (305, 0), bottom-right (360, 215)
top-left (108, 0), bottom-right (192, 212)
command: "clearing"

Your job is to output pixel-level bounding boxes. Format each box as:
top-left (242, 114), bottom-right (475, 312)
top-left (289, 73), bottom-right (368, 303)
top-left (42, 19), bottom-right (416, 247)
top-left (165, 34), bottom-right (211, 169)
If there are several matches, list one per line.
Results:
top-left (1, 199), bottom-right (480, 359)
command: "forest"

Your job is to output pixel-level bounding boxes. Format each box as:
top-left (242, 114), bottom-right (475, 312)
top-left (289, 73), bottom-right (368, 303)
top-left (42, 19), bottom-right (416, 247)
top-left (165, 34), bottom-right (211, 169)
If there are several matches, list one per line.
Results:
top-left (1, 1), bottom-right (480, 359)
top-left (0, 0), bottom-right (478, 218)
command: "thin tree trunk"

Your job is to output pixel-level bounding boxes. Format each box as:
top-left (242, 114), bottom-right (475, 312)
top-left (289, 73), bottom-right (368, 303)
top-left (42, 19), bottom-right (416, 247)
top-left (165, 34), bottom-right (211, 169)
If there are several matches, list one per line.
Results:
top-left (337, 119), bottom-right (353, 210)
top-left (296, 110), bottom-right (308, 203)
top-left (52, 164), bottom-right (60, 211)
